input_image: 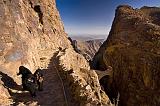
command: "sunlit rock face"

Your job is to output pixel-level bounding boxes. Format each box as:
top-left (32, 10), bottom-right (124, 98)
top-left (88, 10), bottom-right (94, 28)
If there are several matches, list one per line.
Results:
top-left (93, 5), bottom-right (160, 106)
top-left (56, 48), bottom-right (111, 106)
top-left (0, 0), bottom-right (71, 83)
top-left (0, 0), bottom-right (111, 105)
top-left (0, 79), bottom-right (13, 105)
top-left (0, 0), bottom-right (71, 104)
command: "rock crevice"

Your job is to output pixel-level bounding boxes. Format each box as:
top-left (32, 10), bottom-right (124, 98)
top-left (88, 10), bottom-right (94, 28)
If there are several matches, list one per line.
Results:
top-left (33, 5), bottom-right (43, 25)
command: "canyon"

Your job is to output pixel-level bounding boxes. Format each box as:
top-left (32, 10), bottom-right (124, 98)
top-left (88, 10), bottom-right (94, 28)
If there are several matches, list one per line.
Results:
top-left (0, 0), bottom-right (159, 106)
top-left (0, 0), bottom-right (110, 105)
top-left (70, 38), bottom-right (104, 61)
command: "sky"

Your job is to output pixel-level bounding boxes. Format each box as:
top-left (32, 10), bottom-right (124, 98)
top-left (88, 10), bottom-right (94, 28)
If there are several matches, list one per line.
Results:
top-left (56, 0), bottom-right (160, 36)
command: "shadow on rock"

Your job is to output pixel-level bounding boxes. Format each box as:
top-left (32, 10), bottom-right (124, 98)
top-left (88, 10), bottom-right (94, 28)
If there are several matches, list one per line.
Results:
top-left (0, 71), bottom-right (36, 105)
top-left (0, 50), bottom-right (68, 106)
top-left (0, 72), bottom-right (20, 90)
top-left (33, 51), bottom-right (67, 105)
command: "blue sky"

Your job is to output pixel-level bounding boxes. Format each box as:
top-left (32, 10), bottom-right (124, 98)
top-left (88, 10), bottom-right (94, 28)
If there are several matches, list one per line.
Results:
top-left (56, 0), bottom-right (160, 36)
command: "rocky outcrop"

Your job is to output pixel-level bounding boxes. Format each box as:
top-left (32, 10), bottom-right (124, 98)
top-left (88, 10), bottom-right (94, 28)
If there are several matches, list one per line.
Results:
top-left (0, 79), bottom-right (13, 105)
top-left (93, 5), bottom-right (160, 106)
top-left (0, 0), bottom-right (71, 104)
top-left (0, 0), bottom-right (110, 105)
top-left (56, 48), bottom-right (111, 106)
top-left (0, 0), bottom-right (71, 82)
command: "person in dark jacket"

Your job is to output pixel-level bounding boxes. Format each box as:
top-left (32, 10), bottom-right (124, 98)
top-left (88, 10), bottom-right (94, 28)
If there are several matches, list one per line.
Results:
top-left (17, 66), bottom-right (38, 97)
top-left (24, 74), bottom-right (38, 97)
top-left (17, 66), bottom-right (32, 90)
top-left (34, 68), bottom-right (44, 91)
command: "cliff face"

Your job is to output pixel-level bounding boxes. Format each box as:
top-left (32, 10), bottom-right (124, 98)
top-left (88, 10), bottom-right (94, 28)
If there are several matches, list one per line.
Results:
top-left (0, 0), bottom-right (71, 105)
top-left (0, 0), bottom-right (110, 105)
top-left (93, 5), bottom-right (160, 106)
top-left (0, 0), bottom-right (71, 83)
top-left (56, 48), bottom-right (110, 105)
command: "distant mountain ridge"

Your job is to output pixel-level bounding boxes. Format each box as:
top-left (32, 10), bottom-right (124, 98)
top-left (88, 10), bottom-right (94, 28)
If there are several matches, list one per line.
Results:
top-left (70, 34), bottom-right (107, 41)
top-left (71, 38), bottom-right (104, 61)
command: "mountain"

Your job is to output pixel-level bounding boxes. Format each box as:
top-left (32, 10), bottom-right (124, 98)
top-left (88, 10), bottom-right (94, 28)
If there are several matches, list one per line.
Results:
top-left (71, 39), bottom-right (104, 61)
top-left (70, 34), bottom-right (107, 41)
top-left (93, 5), bottom-right (160, 106)
top-left (0, 0), bottom-right (110, 105)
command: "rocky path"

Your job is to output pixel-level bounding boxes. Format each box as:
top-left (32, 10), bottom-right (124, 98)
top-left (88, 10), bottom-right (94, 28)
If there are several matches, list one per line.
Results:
top-left (35, 59), bottom-right (67, 106)
top-left (12, 52), bottom-right (68, 106)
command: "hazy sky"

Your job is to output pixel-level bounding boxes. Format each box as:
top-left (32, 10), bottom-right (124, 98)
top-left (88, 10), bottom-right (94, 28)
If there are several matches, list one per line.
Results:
top-left (56, 0), bottom-right (160, 36)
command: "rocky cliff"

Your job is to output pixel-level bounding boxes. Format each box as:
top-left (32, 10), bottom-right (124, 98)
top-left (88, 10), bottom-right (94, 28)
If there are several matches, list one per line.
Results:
top-left (56, 48), bottom-right (110, 105)
top-left (0, 0), bottom-right (110, 105)
top-left (0, 0), bottom-right (71, 83)
top-left (0, 0), bottom-right (70, 105)
top-left (93, 5), bottom-right (160, 106)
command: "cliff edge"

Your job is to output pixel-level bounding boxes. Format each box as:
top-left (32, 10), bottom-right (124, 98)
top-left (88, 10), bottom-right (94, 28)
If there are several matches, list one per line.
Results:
top-left (0, 0), bottom-right (110, 105)
top-left (93, 5), bottom-right (160, 106)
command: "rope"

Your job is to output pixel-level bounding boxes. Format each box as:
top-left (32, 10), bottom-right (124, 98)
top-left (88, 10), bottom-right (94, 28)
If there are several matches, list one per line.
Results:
top-left (52, 61), bottom-right (69, 106)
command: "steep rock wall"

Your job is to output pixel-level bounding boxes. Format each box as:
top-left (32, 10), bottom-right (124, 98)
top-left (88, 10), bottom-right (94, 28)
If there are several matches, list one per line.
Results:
top-left (0, 0), bottom-right (71, 83)
top-left (93, 5), bottom-right (160, 106)
top-left (0, 0), bottom-right (110, 105)
top-left (56, 48), bottom-right (111, 106)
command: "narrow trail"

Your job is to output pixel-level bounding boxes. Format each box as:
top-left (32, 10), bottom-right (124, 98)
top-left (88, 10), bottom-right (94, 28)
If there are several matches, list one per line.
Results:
top-left (35, 58), bottom-right (67, 106)
top-left (11, 52), bottom-right (68, 106)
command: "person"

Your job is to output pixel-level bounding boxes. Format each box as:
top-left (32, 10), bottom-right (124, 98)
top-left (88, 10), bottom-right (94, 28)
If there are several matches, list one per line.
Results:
top-left (34, 68), bottom-right (44, 91)
top-left (17, 66), bottom-right (38, 97)
top-left (17, 66), bottom-right (32, 90)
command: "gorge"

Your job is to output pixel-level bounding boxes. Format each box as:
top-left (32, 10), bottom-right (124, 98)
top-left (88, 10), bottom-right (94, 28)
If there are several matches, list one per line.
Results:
top-left (0, 0), bottom-right (109, 105)
top-left (0, 0), bottom-right (159, 106)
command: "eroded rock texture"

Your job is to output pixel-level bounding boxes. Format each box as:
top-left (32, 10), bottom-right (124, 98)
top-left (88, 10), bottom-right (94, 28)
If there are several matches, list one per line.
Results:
top-left (0, 0), bottom-right (71, 82)
top-left (0, 79), bottom-right (13, 105)
top-left (93, 5), bottom-right (160, 106)
top-left (56, 48), bottom-right (111, 106)
top-left (0, 0), bottom-right (110, 105)
top-left (0, 0), bottom-right (71, 105)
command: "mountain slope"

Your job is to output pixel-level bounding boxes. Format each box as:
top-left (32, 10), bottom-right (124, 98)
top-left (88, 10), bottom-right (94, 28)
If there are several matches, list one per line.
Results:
top-left (72, 39), bottom-right (104, 61)
top-left (0, 0), bottom-right (110, 105)
top-left (93, 5), bottom-right (160, 106)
